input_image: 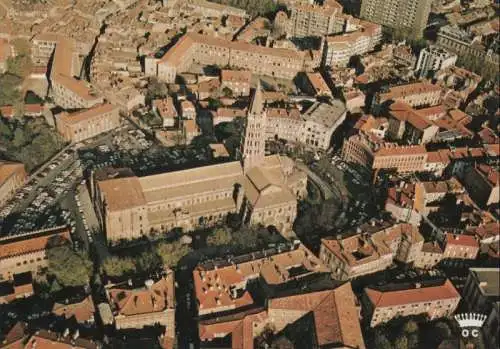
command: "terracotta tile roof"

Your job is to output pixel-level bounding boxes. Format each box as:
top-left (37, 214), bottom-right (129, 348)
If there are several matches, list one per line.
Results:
top-left (389, 102), bottom-right (434, 131)
top-left (375, 144), bottom-right (427, 157)
top-left (365, 279), bottom-right (460, 308)
top-left (221, 70), bottom-right (251, 83)
top-left (153, 97), bottom-right (178, 119)
top-left (421, 241), bottom-right (443, 254)
top-left (476, 164), bottom-right (499, 187)
top-left (445, 233), bottom-right (479, 248)
top-left (0, 322), bottom-right (27, 349)
top-left (266, 107), bottom-right (301, 120)
top-left (57, 104), bottom-right (117, 125)
top-left (98, 176), bottom-right (146, 211)
top-left (269, 283), bottom-right (365, 349)
top-left (474, 222), bottom-right (500, 240)
top-left (0, 106), bottom-right (14, 118)
top-left (0, 226), bottom-right (71, 260)
top-left (24, 330), bottom-right (99, 349)
top-left (193, 244), bottom-right (328, 314)
top-left (0, 161), bottom-right (25, 187)
top-left (52, 73), bottom-right (100, 101)
top-left (380, 82), bottom-right (442, 102)
top-left (107, 274), bottom-right (175, 317)
top-left (52, 295), bottom-right (95, 323)
top-left (183, 119), bottom-right (199, 134)
top-left (216, 107), bottom-right (246, 119)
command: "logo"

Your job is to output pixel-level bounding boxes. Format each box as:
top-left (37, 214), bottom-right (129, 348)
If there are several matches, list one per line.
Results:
top-left (454, 313), bottom-right (487, 338)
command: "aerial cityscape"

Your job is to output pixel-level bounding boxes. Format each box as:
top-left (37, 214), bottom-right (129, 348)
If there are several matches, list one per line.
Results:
top-left (0, 0), bottom-right (498, 348)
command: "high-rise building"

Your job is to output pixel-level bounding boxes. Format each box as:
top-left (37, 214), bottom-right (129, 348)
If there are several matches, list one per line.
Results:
top-left (288, 1), bottom-right (343, 38)
top-left (360, 0), bottom-right (432, 39)
top-left (415, 46), bottom-right (457, 78)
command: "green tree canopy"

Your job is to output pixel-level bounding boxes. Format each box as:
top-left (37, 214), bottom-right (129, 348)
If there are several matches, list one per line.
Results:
top-left (373, 330), bottom-right (393, 349)
top-left (135, 251), bottom-right (163, 273)
top-left (393, 335), bottom-right (408, 349)
top-left (101, 256), bottom-right (136, 277)
top-left (207, 227), bottom-right (232, 246)
top-left (47, 245), bottom-right (93, 287)
top-left (403, 320), bottom-right (419, 334)
top-left (156, 241), bottom-right (192, 269)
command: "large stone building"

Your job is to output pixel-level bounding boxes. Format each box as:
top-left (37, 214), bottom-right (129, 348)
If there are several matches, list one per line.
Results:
top-left (193, 242), bottom-right (329, 316)
top-left (31, 33), bottom-right (102, 109)
top-left (105, 273), bottom-right (175, 332)
top-left (94, 84), bottom-right (307, 242)
top-left (0, 161), bottom-right (26, 208)
top-left (462, 267), bottom-right (500, 314)
top-left (323, 21), bottom-right (382, 67)
top-left (301, 100), bottom-right (346, 150)
top-left (0, 226), bottom-right (71, 280)
top-left (364, 279), bottom-right (460, 327)
top-left (360, 0), bottom-right (432, 39)
top-left (145, 33), bottom-right (310, 84)
top-left (377, 82), bottom-right (442, 109)
top-left (288, 1), bottom-right (343, 38)
top-left (320, 222), bottom-right (423, 280)
top-left (56, 103), bottom-right (120, 143)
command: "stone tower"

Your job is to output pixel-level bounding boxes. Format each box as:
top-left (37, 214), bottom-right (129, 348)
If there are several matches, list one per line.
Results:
top-left (241, 81), bottom-right (266, 173)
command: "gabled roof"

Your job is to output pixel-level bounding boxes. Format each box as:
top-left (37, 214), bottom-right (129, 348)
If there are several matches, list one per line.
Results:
top-left (365, 279), bottom-right (460, 308)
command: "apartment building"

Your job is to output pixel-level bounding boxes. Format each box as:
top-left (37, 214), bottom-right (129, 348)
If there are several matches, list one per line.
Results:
top-left (56, 103), bottom-right (120, 143)
top-left (265, 107), bottom-right (302, 142)
top-left (387, 102), bottom-right (439, 144)
top-left (414, 242), bottom-right (444, 269)
top-left (341, 131), bottom-right (383, 170)
top-left (193, 243), bottom-right (329, 315)
top-left (384, 183), bottom-right (422, 226)
top-left (0, 272), bottom-right (34, 304)
top-left (459, 164), bottom-right (499, 208)
top-left (442, 233), bottom-right (479, 262)
top-left (152, 97), bottom-right (178, 127)
top-left (288, 1), bottom-right (343, 38)
top-left (323, 21), bottom-right (382, 67)
top-left (212, 107), bottom-right (246, 126)
top-left (47, 36), bottom-right (102, 109)
top-left (302, 100), bottom-right (346, 150)
top-left (145, 33), bottom-right (307, 84)
top-left (360, 0), bottom-right (432, 39)
top-left (198, 282), bottom-right (365, 349)
top-left (373, 145), bottom-right (428, 173)
top-left (377, 82), bottom-right (442, 108)
top-left (0, 161), bottom-right (26, 208)
top-left (94, 85), bottom-right (307, 241)
top-left (364, 279), bottom-right (460, 327)
top-left (415, 46), bottom-right (457, 79)
top-left (462, 268), bottom-right (499, 314)
top-left (105, 273), bottom-right (175, 333)
top-left (220, 69), bottom-right (251, 97)
top-left (0, 226), bottom-right (71, 280)
top-left (298, 72), bottom-right (332, 97)
top-left (320, 222), bottom-right (423, 280)
top-left (52, 295), bottom-right (95, 325)
top-left (182, 119), bottom-right (200, 144)
top-left (436, 25), bottom-right (491, 60)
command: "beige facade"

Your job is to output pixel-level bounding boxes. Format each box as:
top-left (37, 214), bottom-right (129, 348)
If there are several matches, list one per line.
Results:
top-left (147, 33), bottom-right (308, 84)
top-left (341, 132), bottom-right (381, 169)
top-left (302, 100), bottom-right (346, 150)
top-left (106, 273), bottom-right (175, 334)
top-left (365, 279), bottom-right (460, 327)
top-left (265, 108), bottom-right (303, 142)
top-left (56, 103), bottom-right (120, 143)
top-left (95, 85), bottom-right (307, 242)
top-left (360, 0), bottom-right (432, 39)
top-left (378, 82), bottom-right (442, 108)
top-left (0, 161), bottom-right (26, 208)
top-left (320, 222), bottom-right (423, 280)
top-left (323, 21), bottom-right (382, 67)
top-left (0, 226), bottom-right (71, 280)
top-left (220, 69), bottom-right (251, 97)
top-left (373, 145), bottom-right (428, 173)
top-left (288, 2), bottom-right (343, 38)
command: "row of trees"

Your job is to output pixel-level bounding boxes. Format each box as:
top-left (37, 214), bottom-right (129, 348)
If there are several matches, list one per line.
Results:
top-left (371, 318), bottom-right (456, 349)
top-left (206, 225), bottom-right (284, 251)
top-left (101, 240), bottom-right (192, 278)
top-left (0, 117), bottom-right (66, 171)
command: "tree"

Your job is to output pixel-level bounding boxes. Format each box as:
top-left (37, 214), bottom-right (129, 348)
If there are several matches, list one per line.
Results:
top-left (222, 86), bottom-right (233, 97)
top-left (147, 77), bottom-right (168, 101)
top-left (207, 97), bottom-right (221, 110)
top-left (393, 335), bottom-right (408, 349)
top-left (407, 334), bottom-right (418, 349)
top-left (374, 330), bottom-right (393, 349)
top-left (0, 73), bottom-right (22, 105)
top-left (47, 245), bottom-right (93, 287)
top-left (430, 322), bottom-right (452, 344)
top-left (156, 241), bottom-right (192, 269)
top-left (102, 256), bottom-right (136, 277)
top-left (135, 251), bottom-right (162, 273)
top-left (207, 228), bottom-right (232, 246)
top-left (403, 320), bottom-right (419, 334)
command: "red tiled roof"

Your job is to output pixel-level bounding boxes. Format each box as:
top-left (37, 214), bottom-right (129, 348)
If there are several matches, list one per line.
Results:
top-left (365, 279), bottom-right (460, 308)
top-left (445, 233), bottom-right (479, 248)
